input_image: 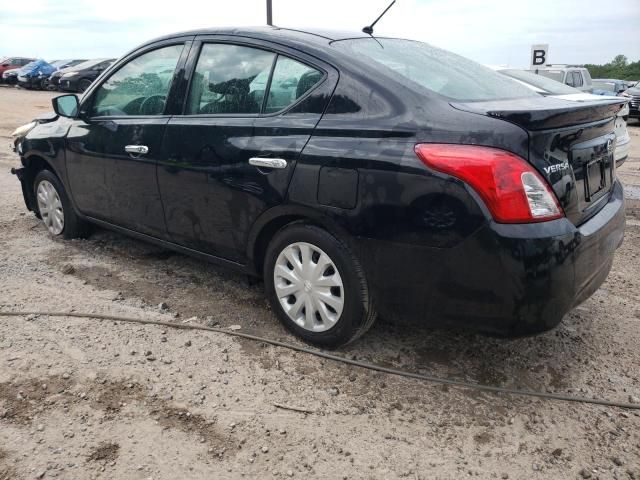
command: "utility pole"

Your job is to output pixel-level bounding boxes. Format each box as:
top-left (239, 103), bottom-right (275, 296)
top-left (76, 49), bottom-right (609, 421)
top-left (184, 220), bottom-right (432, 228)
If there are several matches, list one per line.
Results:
top-left (266, 0), bottom-right (273, 26)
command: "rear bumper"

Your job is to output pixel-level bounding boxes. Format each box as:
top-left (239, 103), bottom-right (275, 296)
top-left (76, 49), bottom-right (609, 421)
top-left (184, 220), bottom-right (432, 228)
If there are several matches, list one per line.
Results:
top-left (616, 135), bottom-right (630, 166)
top-left (360, 180), bottom-right (625, 335)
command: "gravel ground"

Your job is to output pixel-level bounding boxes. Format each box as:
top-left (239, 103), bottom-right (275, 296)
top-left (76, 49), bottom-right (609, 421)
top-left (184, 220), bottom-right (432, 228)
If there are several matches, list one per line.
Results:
top-left (0, 86), bottom-right (639, 480)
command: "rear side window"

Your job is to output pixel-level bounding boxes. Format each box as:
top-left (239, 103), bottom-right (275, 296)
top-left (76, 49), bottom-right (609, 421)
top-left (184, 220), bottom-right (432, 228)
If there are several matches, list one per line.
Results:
top-left (91, 45), bottom-right (183, 117)
top-left (186, 44), bottom-right (275, 115)
top-left (264, 56), bottom-right (322, 113)
top-left (333, 38), bottom-right (537, 102)
top-left (572, 72), bottom-right (583, 87)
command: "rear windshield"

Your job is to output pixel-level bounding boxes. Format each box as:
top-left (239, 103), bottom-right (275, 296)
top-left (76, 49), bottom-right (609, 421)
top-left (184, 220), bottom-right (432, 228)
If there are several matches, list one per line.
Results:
top-left (332, 38), bottom-right (538, 102)
top-left (592, 81), bottom-right (616, 92)
top-left (499, 69), bottom-right (578, 95)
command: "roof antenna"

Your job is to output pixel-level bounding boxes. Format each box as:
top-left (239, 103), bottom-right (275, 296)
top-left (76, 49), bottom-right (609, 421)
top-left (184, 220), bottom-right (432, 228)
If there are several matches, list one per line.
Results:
top-left (362, 0), bottom-right (396, 35)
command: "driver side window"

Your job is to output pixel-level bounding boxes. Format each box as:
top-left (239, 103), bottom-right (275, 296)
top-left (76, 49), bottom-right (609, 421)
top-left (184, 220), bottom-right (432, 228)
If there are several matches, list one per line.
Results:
top-left (90, 44), bottom-right (183, 117)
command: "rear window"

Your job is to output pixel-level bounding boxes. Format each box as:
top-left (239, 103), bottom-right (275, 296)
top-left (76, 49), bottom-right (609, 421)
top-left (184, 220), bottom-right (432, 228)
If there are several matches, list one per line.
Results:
top-left (535, 70), bottom-right (564, 82)
top-left (499, 69), bottom-right (578, 95)
top-left (332, 38), bottom-right (537, 102)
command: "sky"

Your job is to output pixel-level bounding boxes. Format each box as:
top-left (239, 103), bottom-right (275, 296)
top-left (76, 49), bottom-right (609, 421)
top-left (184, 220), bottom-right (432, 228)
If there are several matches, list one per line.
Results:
top-left (1, 0), bottom-right (639, 67)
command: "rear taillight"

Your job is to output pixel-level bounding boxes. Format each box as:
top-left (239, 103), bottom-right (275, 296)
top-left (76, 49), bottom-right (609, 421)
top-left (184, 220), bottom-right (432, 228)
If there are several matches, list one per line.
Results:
top-left (414, 144), bottom-right (563, 223)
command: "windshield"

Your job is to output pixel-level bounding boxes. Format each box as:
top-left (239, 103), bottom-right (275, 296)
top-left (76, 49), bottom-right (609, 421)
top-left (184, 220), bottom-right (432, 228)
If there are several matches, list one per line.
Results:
top-left (499, 69), bottom-right (578, 95)
top-left (70, 58), bottom-right (112, 71)
top-left (535, 70), bottom-right (564, 82)
top-left (592, 81), bottom-right (616, 92)
top-left (332, 38), bottom-right (537, 101)
top-left (51, 60), bottom-right (71, 68)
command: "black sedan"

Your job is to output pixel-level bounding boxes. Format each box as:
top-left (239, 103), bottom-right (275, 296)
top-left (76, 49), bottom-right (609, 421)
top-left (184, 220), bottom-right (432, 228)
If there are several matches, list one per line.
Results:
top-left (56, 58), bottom-right (115, 92)
top-left (10, 27), bottom-right (626, 346)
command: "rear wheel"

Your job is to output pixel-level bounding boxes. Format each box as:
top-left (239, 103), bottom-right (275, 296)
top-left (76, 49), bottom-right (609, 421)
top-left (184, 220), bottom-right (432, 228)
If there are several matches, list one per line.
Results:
top-left (264, 223), bottom-right (376, 348)
top-left (33, 169), bottom-right (90, 239)
top-left (78, 79), bottom-right (92, 92)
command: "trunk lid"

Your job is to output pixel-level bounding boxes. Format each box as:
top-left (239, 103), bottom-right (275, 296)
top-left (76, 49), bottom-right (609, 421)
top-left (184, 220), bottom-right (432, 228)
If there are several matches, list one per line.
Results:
top-left (451, 96), bottom-right (627, 225)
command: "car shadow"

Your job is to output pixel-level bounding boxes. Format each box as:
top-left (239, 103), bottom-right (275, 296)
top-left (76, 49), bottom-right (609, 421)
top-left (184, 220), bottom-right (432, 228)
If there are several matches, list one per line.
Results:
top-left (50, 225), bottom-right (607, 399)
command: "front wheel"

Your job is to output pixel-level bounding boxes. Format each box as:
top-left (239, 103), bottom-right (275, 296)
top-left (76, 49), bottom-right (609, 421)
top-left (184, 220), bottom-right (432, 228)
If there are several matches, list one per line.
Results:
top-left (33, 170), bottom-right (90, 239)
top-left (264, 223), bottom-right (376, 348)
top-left (78, 79), bottom-right (92, 92)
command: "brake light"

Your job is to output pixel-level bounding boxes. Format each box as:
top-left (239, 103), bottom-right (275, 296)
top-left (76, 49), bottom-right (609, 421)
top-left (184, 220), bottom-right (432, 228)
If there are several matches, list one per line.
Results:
top-left (414, 144), bottom-right (563, 223)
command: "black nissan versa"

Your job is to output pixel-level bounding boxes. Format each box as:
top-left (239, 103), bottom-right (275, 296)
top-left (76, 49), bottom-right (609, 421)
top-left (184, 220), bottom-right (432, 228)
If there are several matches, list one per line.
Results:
top-left (10, 27), bottom-right (627, 347)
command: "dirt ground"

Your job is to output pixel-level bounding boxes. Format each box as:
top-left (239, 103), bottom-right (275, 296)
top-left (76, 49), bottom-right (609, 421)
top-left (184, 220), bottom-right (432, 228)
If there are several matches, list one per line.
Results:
top-left (0, 86), bottom-right (639, 480)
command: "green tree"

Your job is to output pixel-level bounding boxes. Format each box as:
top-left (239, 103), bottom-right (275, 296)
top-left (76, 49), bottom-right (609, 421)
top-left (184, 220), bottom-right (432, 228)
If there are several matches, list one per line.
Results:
top-left (585, 55), bottom-right (638, 80)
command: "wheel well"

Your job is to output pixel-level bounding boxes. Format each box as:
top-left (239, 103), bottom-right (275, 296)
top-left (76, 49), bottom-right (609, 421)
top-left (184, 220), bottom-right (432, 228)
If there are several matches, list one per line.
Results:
top-left (22, 155), bottom-right (57, 211)
top-left (252, 215), bottom-right (307, 276)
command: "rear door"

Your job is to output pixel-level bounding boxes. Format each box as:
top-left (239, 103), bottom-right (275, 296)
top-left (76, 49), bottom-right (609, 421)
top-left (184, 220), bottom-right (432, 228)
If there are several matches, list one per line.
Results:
top-left (66, 39), bottom-right (191, 237)
top-left (157, 37), bottom-right (338, 262)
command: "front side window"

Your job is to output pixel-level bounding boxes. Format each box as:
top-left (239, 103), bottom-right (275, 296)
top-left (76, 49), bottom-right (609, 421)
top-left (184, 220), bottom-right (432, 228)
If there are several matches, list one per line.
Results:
top-left (264, 56), bottom-right (322, 113)
top-left (90, 44), bottom-right (183, 117)
top-left (186, 44), bottom-right (275, 115)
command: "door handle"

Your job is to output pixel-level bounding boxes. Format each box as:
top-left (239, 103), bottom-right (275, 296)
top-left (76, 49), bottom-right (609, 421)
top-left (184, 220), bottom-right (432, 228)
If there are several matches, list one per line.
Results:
top-left (248, 157), bottom-right (288, 169)
top-left (125, 145), bottom-right (149, 155)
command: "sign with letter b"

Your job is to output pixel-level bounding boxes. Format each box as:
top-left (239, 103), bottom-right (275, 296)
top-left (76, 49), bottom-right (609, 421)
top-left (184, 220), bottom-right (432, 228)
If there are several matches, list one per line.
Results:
top-left (530, 44), bottom-right (549, 68)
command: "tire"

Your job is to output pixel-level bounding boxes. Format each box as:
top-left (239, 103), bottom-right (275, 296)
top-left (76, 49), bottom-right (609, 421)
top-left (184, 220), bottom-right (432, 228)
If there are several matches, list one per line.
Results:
top-left (33, 169), bottom-right (90, 239)
top-left (78, 79), bottom-right (92, 92)
top-left (264, 223), bottom-right (376, 348)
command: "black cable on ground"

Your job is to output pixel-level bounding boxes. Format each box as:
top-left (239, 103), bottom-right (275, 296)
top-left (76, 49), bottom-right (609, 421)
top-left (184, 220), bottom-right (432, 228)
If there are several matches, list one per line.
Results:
top-left (1, 310), bottom-right (639, 411)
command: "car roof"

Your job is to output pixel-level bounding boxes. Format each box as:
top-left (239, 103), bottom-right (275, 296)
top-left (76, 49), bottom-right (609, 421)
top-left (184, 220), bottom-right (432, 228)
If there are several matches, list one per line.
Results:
top-left (146, 26), bottom-right (367, 47)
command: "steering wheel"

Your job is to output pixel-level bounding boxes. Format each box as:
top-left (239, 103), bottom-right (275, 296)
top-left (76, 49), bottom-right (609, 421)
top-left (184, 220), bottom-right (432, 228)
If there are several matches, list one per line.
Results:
top-left (139, 95), bottom-right (166, 115)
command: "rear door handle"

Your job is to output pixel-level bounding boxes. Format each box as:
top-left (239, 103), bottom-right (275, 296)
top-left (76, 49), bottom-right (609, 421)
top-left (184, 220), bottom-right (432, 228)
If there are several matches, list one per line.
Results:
top-left (125, 145), bottom-right (149, 155)
top-left (248, 157), bottom-right (287, 169)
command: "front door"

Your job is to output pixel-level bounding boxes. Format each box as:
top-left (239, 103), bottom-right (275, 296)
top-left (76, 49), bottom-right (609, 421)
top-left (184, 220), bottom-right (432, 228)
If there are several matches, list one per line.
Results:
top-left (158, 39), bottom-right (336, 263)
top-left (66, 41), bottom-right (189, 237)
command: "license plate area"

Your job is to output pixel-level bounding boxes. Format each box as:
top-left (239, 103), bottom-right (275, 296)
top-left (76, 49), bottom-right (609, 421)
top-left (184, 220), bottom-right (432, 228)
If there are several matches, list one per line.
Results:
top-left (585, 156), bottom-right (608, 201)
top-left (570, 134), bottom-right (616, 206)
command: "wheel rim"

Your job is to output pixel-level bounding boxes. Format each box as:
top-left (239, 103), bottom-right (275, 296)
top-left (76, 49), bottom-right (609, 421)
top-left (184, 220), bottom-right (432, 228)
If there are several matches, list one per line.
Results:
top-left (274, 242), bottom-right (344, 332)
top-left (36, 180), bottom-right (64, 235)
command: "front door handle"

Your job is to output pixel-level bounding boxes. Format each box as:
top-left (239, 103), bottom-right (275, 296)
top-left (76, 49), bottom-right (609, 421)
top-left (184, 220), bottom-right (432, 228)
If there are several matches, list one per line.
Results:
top-left (125, 145), bottom-right (149, 155)
top-left (248, 157), bottom-right (287, 169)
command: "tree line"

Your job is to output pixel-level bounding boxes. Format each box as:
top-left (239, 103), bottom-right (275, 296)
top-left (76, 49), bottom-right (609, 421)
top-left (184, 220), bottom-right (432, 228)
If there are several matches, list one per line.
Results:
top-left (584, 55), bottom-right (640, 80)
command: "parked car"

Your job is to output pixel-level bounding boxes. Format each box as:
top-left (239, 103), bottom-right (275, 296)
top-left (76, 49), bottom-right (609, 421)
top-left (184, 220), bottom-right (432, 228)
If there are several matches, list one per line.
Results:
top-left (39, 59), bottom-right (87, 90)
top-left (497, 68), bottom-right (631, 165)
top-left (626, 85), bottom-right (640, 122)
top-left (16, 59), bottom-right (57, 89)
top-left (56, 58), bottom-right (115, 92)
top-left (0, 57), bottom-right (35, 82)
top-left (592, 79), bottom-right (630, 97)
top-left (530, 65), bottom-right (593, 92)
top-left (10, 28), bottom-right (627, 346)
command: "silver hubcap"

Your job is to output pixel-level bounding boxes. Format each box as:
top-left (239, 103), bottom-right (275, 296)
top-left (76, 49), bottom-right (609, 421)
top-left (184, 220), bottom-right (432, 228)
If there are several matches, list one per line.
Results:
top-left (36, 180), bottom-right (64, 235)
top-left (274, 242), bottom-right (344, 332)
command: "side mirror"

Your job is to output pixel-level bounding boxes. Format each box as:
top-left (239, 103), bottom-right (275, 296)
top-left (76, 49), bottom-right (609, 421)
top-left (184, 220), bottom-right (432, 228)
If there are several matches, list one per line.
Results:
top-left (52, 94), bottom-right (79, 118)
top-left (1, 63), bottom-right (9, 67)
